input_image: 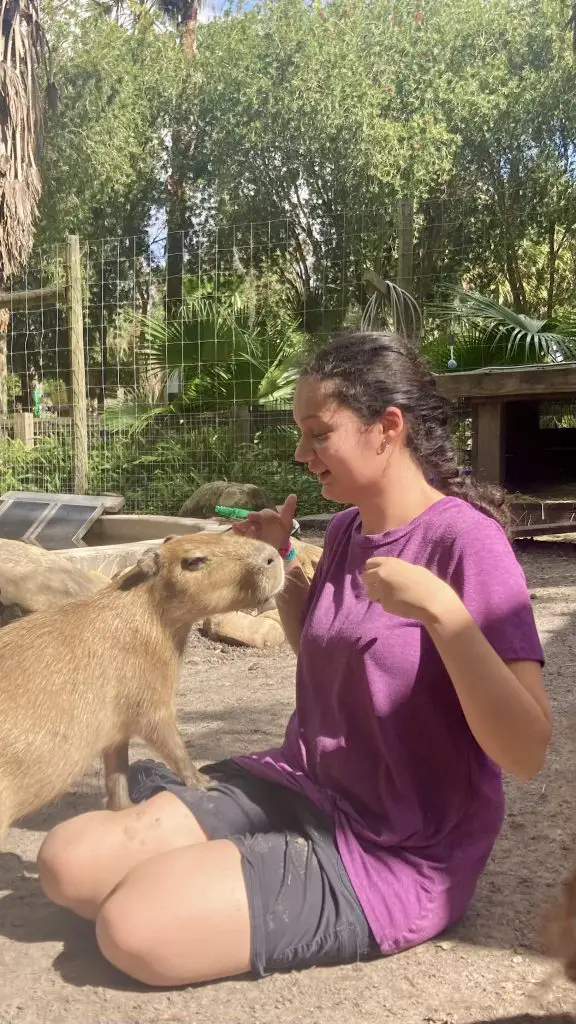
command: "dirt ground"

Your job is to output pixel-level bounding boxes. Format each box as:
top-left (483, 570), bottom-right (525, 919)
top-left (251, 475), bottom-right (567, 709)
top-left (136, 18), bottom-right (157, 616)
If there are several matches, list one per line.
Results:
top-left (2, 537), bottom-right (576, 1024)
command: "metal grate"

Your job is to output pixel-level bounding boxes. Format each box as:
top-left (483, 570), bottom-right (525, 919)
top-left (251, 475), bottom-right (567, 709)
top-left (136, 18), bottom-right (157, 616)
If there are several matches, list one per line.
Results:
top-left (0, 492), bottom-right (106, 548)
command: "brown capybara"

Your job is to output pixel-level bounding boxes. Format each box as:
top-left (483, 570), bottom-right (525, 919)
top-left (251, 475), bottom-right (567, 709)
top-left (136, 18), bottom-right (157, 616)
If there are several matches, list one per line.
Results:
top-left (0, 537), bottom-right (108, 615)
top-left (0, 531), bottom-right (284, 846)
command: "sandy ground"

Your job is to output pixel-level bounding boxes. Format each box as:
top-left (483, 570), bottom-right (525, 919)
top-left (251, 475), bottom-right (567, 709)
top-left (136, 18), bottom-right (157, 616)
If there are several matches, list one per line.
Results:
top-left (2, 538), bottom-right (576, 1024)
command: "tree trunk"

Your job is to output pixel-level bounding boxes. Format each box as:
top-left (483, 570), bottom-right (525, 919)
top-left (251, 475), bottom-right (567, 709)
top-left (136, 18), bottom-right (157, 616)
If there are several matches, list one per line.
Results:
top-left (165, 167), bottom-right (187, 315)
top-left (547, 220), bottom-right (557, 320)
top-left (165, 2), bottom-right (199, 317)
top-left (505, 243), bottom-right (527, 313)
top-left (496, 173), bottom-right (527, 313)
top-left (0, 307), bottom-right (10, 417)
top-left (180, 0), bottom-right (199, 57)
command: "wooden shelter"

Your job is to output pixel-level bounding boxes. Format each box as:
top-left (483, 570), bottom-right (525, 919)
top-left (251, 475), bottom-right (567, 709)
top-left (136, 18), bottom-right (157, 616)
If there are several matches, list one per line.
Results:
top-left (435, 363), bottom-right (576, 492)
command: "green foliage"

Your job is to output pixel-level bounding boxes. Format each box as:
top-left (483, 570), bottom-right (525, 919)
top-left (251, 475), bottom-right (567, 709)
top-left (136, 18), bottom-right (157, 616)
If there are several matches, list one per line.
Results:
top-left (425, 289), bottom-right (576, 371)
top-left (41, 378), bottom-right (68, 406)
top-left (184, 0), bottom-right (576, 317)
top-left (0, 403), bottom-right (471, 518)
top-left (102, 271), bottom-right (309, 431)
top-left (0, 437), bottom-right (73, 494)
top-left (39, 2), bottom-right (184, 245)
top-left (4, 375), bottom-right (21, 403)
top-left (0, 430), bottom-right (337, 517)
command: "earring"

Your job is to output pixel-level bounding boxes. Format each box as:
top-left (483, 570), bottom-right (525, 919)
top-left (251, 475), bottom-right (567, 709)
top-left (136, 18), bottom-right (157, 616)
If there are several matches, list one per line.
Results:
top-left (378, 440), bottom-right (388, 455)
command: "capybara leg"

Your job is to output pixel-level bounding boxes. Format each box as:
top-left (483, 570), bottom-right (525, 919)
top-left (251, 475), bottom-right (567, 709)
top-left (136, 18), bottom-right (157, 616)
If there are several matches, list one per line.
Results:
top-left (142, 714), bottom-right (211, 792)
top-left (103, 744), bottom-right (134, 810)
top-left (0, 791), bottom-right (12, 849)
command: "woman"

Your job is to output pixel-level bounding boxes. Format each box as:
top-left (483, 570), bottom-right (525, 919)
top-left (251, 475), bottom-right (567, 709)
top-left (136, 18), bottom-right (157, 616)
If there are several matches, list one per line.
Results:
top-left (37, 332), bottom-right (550, 987)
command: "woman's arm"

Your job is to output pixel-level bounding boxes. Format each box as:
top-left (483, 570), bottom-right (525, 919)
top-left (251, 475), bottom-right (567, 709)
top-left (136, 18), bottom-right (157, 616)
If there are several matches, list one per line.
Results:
top-left (362, 556), bottom-right (551, 782)
top-left (275, 559), bottom-right (311, 655)
top-left (422, 592), bottom-right (551, 781)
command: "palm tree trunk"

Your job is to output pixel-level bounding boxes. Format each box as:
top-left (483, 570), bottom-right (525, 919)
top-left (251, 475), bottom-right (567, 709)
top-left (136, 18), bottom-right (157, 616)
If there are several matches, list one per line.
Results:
top-left (0, 0), bottom-right (51, 281)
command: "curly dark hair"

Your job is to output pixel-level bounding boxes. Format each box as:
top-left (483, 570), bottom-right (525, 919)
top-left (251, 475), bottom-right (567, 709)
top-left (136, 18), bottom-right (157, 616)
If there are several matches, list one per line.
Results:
top-left (301, 331), bottom-right (511, 534)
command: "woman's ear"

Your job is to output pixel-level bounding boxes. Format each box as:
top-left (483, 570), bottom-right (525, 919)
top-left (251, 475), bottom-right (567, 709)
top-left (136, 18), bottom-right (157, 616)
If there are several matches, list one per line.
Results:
top-left (379, 405), bottom-right (405, 444)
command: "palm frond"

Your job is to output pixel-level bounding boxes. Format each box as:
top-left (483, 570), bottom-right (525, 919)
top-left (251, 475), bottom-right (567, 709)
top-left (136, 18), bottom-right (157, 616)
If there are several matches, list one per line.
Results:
top-left (428, 288), bottom-right (576, 363)
top-left (362, 271), bottom-right (423, 342)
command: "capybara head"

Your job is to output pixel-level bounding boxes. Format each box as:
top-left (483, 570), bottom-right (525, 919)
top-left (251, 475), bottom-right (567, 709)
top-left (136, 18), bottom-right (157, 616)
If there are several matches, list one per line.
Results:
top-left (117, 530), bottom-right (285, 617)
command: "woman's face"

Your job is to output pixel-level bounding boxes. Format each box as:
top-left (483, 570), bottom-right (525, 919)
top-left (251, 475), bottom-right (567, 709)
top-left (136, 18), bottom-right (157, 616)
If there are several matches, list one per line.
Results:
top-left (293, 376), bottom-right (401, 505)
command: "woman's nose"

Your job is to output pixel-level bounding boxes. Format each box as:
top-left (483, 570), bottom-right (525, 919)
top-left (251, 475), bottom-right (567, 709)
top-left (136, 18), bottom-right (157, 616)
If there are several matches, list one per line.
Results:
top-left (294, 437), bottom-right (310, 463)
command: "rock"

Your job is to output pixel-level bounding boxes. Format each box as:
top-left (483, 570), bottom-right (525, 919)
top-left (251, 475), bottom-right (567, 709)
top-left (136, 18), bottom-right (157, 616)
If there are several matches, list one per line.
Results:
top-left (201, 610), bottom-right (286, 649)
top-left (291, 538), bottom-right (323, 580)
top-left (178, 481), bottom-right (272, 519)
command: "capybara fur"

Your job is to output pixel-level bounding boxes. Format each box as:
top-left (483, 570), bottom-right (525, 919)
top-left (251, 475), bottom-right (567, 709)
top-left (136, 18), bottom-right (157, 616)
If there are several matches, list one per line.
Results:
top-left (0, 531), bottom-right (284, 845)
top-left (0, 537), bottom-right (108, 615)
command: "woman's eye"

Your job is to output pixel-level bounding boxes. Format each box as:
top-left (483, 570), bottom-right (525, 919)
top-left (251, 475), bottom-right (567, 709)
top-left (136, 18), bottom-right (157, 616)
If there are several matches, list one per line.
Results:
top-left (312, 432), bottom-right (328, 442)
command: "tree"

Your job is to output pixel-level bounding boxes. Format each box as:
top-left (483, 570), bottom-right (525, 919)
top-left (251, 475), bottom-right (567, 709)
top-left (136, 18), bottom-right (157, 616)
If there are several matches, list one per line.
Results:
top-left (183, 0), bottom-right (576, 321)
top-left (104, 269), bottom-right (306, 428)
top-left (4, 2), bottom-right (185, 408)
top-left (0, 0), bottom-right (55, 413)
top-left (0, 0), bottom-right (55, 280)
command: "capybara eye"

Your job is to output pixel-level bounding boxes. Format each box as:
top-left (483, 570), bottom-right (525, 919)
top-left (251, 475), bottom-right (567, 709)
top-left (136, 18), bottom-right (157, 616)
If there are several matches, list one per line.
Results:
top-left (181, 555), bottom-right (208, 571)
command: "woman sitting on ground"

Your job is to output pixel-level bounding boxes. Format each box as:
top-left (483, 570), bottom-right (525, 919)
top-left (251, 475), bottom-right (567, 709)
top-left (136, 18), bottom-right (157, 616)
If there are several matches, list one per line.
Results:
top-left (37, 331), bottom-right (550, 987)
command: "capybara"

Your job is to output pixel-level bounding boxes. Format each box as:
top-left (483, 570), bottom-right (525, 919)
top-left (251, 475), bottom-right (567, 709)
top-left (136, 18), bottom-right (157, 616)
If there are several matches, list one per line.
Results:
top-left (0, 531), bottom-right (284, 845)
top-left (0, 537), bottom-right (108, 615)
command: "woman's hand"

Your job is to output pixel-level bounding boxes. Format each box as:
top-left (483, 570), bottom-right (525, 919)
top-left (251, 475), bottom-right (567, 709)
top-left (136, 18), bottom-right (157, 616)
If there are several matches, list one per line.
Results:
top-left (362, 556), bottom-right (457, 624)
top-left (231, 493), bottom-right (297, 553)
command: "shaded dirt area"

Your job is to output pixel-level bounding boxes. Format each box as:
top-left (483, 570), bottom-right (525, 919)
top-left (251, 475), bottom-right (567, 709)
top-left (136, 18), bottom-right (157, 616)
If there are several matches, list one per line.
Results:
top-left (2, 538), bottom-right (576, 1023)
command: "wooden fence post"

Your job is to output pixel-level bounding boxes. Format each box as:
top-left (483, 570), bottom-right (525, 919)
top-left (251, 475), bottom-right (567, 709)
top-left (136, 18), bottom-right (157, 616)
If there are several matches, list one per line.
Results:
top-left (13, 411), bottom-right (34, 448)
top-left (0, 306), bottom-right (9, 418)
top-left (231, 403), bottom-right (252, 445)
top-left (65, 235), bottom-right (88, 494)
top-left (396, 198), bottom-right (415, 296)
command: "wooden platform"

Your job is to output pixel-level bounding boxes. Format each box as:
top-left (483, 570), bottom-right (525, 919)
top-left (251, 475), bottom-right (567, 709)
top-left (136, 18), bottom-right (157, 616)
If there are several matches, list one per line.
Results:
top-left (299, 501), bottom-right (576, 540)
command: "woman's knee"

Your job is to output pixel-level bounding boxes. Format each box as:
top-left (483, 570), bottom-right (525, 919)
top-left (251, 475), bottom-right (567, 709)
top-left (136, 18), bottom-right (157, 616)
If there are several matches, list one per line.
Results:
top-left (37, 814), bottom-right (103, 912)
top-left (96, 893), bottom-right (185, 987)
top-left (95, 840), bottom-right (252, 987)
top-left (38, 792), bottom-right (209, 918)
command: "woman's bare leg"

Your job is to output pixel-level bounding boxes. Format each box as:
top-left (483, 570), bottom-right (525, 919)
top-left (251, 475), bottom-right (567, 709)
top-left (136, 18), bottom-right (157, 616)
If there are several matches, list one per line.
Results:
top-left (38, 790), bottom-right (207, 920)
top-left (95, 840), bottom-right (251, 986)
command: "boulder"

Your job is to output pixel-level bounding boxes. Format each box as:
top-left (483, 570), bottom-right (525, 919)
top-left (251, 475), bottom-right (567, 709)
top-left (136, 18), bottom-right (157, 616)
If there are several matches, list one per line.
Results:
top-left (178, 481), bottom-right (272, 519)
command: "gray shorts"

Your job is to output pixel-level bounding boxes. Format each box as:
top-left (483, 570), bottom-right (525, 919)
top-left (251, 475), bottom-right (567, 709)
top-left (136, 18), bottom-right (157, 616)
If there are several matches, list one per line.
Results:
top-left (128, 758), bottom-right (380, 978)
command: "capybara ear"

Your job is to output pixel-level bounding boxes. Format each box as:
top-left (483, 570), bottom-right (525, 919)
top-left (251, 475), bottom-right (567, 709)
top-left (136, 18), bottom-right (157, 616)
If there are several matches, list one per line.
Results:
top-left (181, 555), bottom-right (208, 572)
top-left (116, 548), bottom-right (162, 591)
top-left (162, 535), bottom-right (175, 544)
top-left (137, 548), bottom-right (162, 576)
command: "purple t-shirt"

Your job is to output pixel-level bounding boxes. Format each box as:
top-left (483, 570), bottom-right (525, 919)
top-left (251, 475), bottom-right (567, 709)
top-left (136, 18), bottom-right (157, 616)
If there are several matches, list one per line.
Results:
top-left (236, 496), bottom-right (544, 953)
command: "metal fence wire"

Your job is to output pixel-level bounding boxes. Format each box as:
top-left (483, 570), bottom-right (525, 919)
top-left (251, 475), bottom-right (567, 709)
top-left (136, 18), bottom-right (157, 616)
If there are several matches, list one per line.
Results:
top-left (0, 202), bottom-right (570, 515)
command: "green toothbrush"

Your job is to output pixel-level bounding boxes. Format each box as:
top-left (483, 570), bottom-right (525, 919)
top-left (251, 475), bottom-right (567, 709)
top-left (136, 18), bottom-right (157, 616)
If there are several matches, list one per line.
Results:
top-left (215, 505), bottom-right (251, 520)
top-left (215, 504), bottom-right (300, 536)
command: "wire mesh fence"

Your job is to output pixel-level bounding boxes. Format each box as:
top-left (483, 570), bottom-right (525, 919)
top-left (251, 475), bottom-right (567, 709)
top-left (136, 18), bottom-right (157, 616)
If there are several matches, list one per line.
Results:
top-left (0, 201), bottom-right (573, 514)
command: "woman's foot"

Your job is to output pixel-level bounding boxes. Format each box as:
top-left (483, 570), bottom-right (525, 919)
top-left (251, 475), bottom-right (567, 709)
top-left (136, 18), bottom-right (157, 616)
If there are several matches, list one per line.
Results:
top-left (128, 759), bottom-right (189, 803)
